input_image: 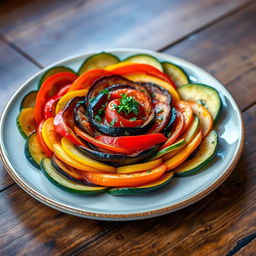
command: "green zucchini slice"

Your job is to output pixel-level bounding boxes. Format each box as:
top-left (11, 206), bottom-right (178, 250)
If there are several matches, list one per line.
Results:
top-left (38, 66), bottom-right (76, 88)
top-left (162, 62), bottom-right (190, 87)
top-left (25, 132), bottom-right (47, 169)
top-left (182, 115), bottom-right (200, 143)
top-left (78, 52), bottom-right (120, 75)
top-left (178, 83), bottom-right (222, 123)
top-left (20, 91), bottom-right (37, 110)
top-left (150, 138), bottom-right (185, 160)
top-left (175, 130), bottom-right (218, 177)
top-left (108, 171), bottom-right (174, 195)
top-left (17, 107), bottom-right (37, 139)
top-left (124, 54), bottom-right (163, 71)
top-left (41, 158), bottom-right (107, 194)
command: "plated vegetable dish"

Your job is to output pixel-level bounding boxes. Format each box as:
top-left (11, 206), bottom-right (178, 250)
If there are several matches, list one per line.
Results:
top-left (17, 52), bottom-right (222, 195)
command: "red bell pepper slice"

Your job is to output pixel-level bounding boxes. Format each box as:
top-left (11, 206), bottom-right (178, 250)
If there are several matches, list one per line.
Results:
top-left (54, 110), bottom-right (85, 146)
top-left (34, 72), bottom-right (78, 124)
top-left (110, 63), bottom-right (176, 88)
top-left (159, 111), bottom-right (184, 150)
top-left (96, 133), bottom-right (167, 151)
top-left (37, 120), bottom-right (53, 157)
top-left (68, 69), bottom-right (114, 91)
top-left (53, 97), bottom-right (86, 146)
top-left (74, 126), bottom-right (134, 154)
top-left (56, 84), bottom-right (72, 96)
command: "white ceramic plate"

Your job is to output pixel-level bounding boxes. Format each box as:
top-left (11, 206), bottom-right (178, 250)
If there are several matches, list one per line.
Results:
top-left (0, 49), bottom-right (244, 221)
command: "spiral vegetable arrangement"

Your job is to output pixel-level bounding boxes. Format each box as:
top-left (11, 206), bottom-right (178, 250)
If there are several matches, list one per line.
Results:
top-left (17, 53), bottom-right (222, 195)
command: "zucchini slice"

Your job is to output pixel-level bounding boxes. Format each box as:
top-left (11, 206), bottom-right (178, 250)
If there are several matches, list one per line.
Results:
top-left (17, 107), bottom-right (37, 139)
top-left (25, 132), bottom-right (48, 169)
top-left (124, 54), bottom-right (163, 71)
top-left (38, 66), bottom-right (76, 88)
top-left (20, 91), bottom-right (37, 110)
top-left (41, 158), bottom-right (107, 194)
top-left (178, 83), bottom-right (222, 123)
top-left (175, 130), bottom-right (218, 176)
top-left (162, 62), bottom-right (190, 87)
top-left (78, 52), bottom-right (120, 75)
top-left (108, 171), bottom-right (174, 195)
top-left (150, 138), bottom-right (185, 160)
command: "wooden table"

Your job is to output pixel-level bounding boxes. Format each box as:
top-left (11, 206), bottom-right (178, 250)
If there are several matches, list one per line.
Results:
top-left (0, 0), bottom-right (255, 255)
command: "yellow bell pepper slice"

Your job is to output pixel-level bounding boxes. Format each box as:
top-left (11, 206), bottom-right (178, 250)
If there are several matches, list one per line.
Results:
top-left (41, 118), bottom-right (61, 151)
top-left (53, 143), bottom-right (103, 172)
top-left (61, 137), bottom-right (116, 172)
top-left (117, 158), bottom-right (163, 174)
top-left (105, 61), bottom-right (135, 71)
top-left (55, 89), bottom-right (87, 114)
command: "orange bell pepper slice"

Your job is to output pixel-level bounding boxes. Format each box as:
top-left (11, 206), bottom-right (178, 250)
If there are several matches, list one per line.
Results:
top-left (84, 164), bottom-right (167, 187)
top-left (165, 130), bottom-right (202, 171)
top-left (173, 100), bottom-right (193, 132)
top-left (68, 69), bottom-right (114, 91)
top-left (187, 101), bottom-right (213, 137)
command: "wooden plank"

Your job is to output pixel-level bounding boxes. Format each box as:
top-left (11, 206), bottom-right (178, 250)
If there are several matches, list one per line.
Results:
top-left (0, 39), bottom-right (40, 191)
top-left (0, 184), bottom-right (115, 256)
top-left (235, 238), bottom-right (256, 256)
top-left (62, 104), bottom-right (256, 256)
top-left (164, 2), bottom-right (256, 94)
top-left (226, 67), bottom-right (256, 111)
top-left (0, 0), bottom-right (248, 66)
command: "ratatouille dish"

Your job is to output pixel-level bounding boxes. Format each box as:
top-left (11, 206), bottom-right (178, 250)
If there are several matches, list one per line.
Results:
top-left (17, 52), bottom-right (222, 195)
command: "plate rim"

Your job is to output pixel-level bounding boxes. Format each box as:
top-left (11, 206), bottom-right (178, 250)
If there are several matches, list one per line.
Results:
top-left (0, 48), bottom-right (245, 220)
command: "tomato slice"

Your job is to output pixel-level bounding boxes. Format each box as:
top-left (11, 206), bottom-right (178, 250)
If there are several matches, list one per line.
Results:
top-left (160, 111), bottom-right (184, 150)
top-left (106, 63), bottom-right (176, 88)
top-left (84, 163), bottom-right (167, 187)
top-left (44, 95), bottom-right (61, 119)
top-left (34, 72), bottom-right (78, 124)
top-left (105, 100), bottom-right (144, 127)
top-left (96, 133), bottom-right (167, 151)
top-left (173, 100), bottom-right (193, 132)
top-left (68, 69), bottom-right (114, 91)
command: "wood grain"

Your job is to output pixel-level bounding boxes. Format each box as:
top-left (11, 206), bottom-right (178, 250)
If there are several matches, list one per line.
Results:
top-left (66, 105), bottom-right (256, 256)
top-left (0, 185), bottom-right (115, 256)
top-left (235, 238), bottom-right (256, 256)
top-left (0, 0), bottom-right (249, 66)
top-left (0, 39), bottom-right (39, 191)
top-left (164, 2), bottom-right (256, 87)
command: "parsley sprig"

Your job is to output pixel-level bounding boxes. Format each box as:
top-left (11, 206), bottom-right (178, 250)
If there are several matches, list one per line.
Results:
top-left (115, 94), bottom-right (139, 115)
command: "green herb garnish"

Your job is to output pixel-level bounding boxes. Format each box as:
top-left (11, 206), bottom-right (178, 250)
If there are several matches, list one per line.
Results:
top-left (102, 89), bottom-right (110, 95)
top-left (95, 114), bottom-right (102, 122)
top-left (110, 118), bottom-right (117, 126)
top-left (115, 94), bottom-right (139, 115)
top-left (129, 117), bottom-right (137, 121)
